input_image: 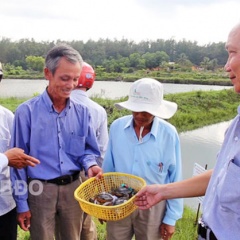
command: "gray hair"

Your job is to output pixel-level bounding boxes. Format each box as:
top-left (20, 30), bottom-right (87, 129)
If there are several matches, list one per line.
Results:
top-left (45, 44), bottom-right (83, 75)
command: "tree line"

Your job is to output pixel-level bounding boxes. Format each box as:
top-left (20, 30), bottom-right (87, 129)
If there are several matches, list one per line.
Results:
top-left (0, 37), bottom-right (228, 74)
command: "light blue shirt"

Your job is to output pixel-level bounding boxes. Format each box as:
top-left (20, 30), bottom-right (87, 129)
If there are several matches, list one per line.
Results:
top-left (103, 115), bottom-right (183, 225)
top-left (71, 89), bottom-right (108, 165)
top-left (0, 105), bottom-right (16, 216)
top-left (202, 106), bottom-right (240, 240)
top-left (10, 89), bottom-right (100, 213)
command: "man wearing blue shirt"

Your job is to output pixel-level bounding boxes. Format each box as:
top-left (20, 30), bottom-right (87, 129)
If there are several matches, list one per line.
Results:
top-left (102, 78), bottom-right (183, 240)
top-left (135, 23), bottom-right (240, 240)
top-left (10, 44), bottom-right (102, 240)
top-left (0, 62), bottom-right (40, 240)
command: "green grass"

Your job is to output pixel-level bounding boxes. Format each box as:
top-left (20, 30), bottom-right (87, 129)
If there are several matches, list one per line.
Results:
top-left (94, 88), bottom-right (240, 133)
top-left (1, 88), bottom-right (239, 134)
top-left (172, 207), bottom-right (198, 240)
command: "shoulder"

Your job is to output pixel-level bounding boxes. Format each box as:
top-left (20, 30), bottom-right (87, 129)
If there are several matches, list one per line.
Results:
top-left (15, 95), bottom-right (41, 112)
top-left (0, 105), bottom-right (14, 118)
top-left (154, 117), bottom-right (178, 135)
top-left (70, 99), bottom-right (89, 114)
top-left (89, 99), bottom-right (107, 114)
top-left (111, 115), bottom-right (132, 128)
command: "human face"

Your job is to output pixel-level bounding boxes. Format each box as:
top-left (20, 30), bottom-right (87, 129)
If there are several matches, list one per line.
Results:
top-left (132, 111), bottom-right (154, 128)
top-left (44, 57), bottom-right (81, 100)
top-left (225, 24), bottom-right (240, 93)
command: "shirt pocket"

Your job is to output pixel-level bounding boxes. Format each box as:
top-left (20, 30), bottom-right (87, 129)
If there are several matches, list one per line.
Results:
top-left (66, 134), bottom-right (86, 157)
top-left (145, 159), bottom-right (168, 181)
top-left (218, 160), bottom-right (240, 214)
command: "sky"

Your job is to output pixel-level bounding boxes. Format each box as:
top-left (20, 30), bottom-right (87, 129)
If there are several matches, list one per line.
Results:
top-left (1, 0), bottom-right (240, 45)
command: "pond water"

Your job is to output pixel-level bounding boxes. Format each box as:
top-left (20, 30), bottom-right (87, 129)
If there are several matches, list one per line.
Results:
top-left (180, 120), bottom-right (232, 209)
top-left (0, 79), bottom-right (232, 99)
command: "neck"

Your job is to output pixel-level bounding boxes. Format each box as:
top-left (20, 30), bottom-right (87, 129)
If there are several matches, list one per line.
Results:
top-left (47, 89), bottom-right (68, 113)
top-left (75, 87), bottom-right (87, 92)
top-left (133, 122), bottom-right (152, 141)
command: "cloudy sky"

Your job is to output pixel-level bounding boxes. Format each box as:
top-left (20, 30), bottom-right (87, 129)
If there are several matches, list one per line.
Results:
top-left (1, 0), bottom-right (240, 45)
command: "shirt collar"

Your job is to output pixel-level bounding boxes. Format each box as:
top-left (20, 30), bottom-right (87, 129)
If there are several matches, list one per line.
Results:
top-left (42, 89), bottom-right (71, 114)
top-left (124, 115), bottom-right (158, 139)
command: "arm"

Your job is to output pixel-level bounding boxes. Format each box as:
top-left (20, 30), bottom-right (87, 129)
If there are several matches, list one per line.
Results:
top-left (102, 125), bottom-right (115, 173)
top-left (80, 109), bottom-right (102, 177)
top-left (159, 132), bottom-right (183, 238)
top-left (10, 107), bottom-right (32, 213)
top-left (0, 153), bottom-right (9, 172)
top-left (162, 134), bottom-right (183, 226)
top-left (96, 111), bottom-right (108, 166)
top-left (135, 170), bottom-right (212, 209)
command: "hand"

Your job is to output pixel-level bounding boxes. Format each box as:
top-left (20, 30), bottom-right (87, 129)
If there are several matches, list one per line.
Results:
top-left (134, 184), bottom-right (164, 209)
top-left (17, 211), bottom-right (31, 231)
top-left (87, 165), bottom-right (102, 179)
top-left (5, 148), bottom-right (40, 169)
top-left (160, 223), bottom-right (175, 239)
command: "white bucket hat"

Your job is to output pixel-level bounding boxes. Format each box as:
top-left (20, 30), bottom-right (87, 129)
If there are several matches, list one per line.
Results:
top-left (115, 78), bottom-right (177, 119)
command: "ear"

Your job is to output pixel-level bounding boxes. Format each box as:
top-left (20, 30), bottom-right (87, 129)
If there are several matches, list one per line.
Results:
top-left (44, 67), bottom-right (51, 80)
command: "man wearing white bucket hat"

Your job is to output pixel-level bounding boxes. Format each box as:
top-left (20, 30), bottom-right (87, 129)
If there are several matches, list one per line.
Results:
top-left (102, 78), bottom-right (183, 240)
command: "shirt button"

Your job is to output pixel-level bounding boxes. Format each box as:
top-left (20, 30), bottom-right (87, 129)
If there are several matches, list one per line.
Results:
top-left (234, 136), bottom-right (238, 141)
top-left (61, 161), bottom-right (63, 164)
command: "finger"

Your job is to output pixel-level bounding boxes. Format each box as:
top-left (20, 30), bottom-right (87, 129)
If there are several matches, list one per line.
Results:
top-left (25, 160), bottom-right (37, 167)
top-left (135, 189), bottom-right (146, 197)
top-left (24, 217), bottom-right (31, 230)
top-left (19, 219), bottom-right (29, 231)
top-left (24, 155), bottom-right (40, 164)
top-left (95, 172), bottom-right (103, 180)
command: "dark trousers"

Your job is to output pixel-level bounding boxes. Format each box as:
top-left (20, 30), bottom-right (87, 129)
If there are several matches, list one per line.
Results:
top-left (0, 208), bottom-right (17, 240)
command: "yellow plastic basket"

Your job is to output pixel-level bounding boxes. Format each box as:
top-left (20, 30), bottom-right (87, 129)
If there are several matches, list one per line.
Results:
top-left (74, 172), bottom-right (146, 221)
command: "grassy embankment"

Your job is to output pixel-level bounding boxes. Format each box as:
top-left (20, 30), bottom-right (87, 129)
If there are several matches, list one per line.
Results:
top-left (4, 68), bottom-right (231, 87)
top-left (3, 87), bottom-right (240, 240)
top-left (3, 87), bottom-right (239, 133)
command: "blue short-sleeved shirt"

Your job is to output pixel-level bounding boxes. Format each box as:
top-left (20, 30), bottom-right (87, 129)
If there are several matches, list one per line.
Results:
top-left (103, 115), bottom-right (183, 225)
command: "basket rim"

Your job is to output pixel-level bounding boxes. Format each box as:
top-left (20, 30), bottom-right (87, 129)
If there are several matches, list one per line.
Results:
top-left (74, 172), bottom-right (146, 209)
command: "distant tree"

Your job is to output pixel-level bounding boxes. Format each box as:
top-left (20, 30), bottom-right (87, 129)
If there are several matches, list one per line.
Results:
top-left (200, 57), bottom-right (218, 71)
top-left (95, 65), bottom-right (105, 77)
top-left (209, 58), bottom-right (218, 71)
top-left (25, 56), bottom-right (44, 72)
top-left (177, 53), bottom-right (192, 67)
top-left (155, 51), bottom-right (170, 65)
top-left (0, 36), bottom-right (227, 72)
top-left (200, 57), bottom-right (211, 70)
top-left (142, 52), bottom-right (157, 68)
top-left (129, 53), bottom-right (142, 68)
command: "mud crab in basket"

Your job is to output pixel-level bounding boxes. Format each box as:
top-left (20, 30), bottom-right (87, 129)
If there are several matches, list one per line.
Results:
top-left (89, 183), bottom-right (137, 206)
